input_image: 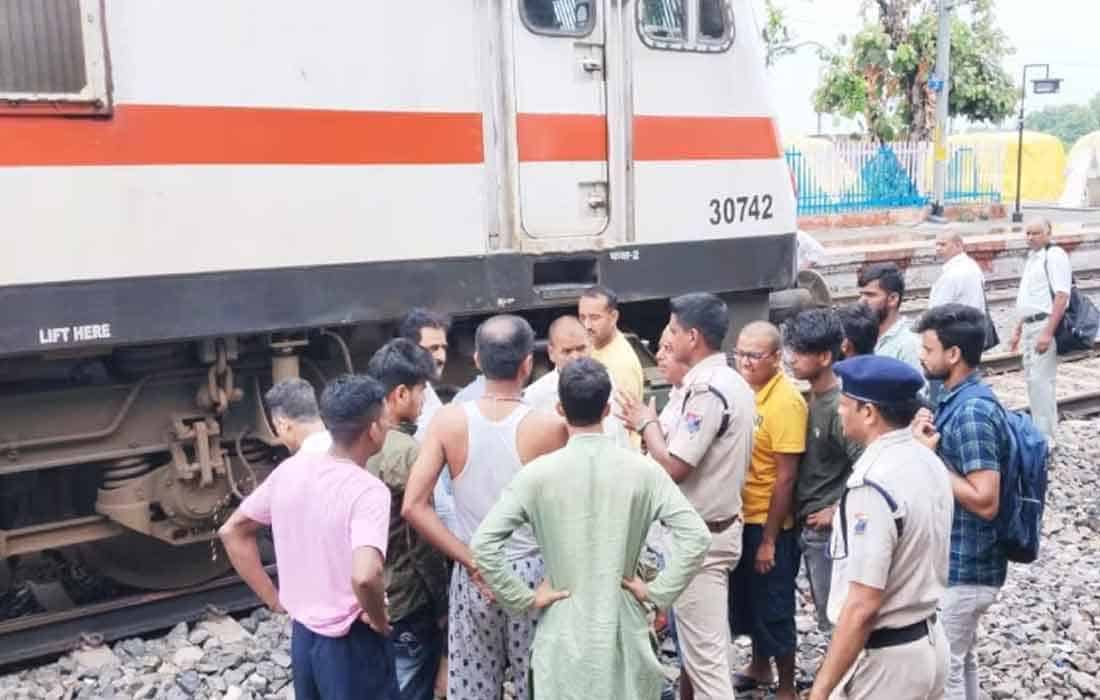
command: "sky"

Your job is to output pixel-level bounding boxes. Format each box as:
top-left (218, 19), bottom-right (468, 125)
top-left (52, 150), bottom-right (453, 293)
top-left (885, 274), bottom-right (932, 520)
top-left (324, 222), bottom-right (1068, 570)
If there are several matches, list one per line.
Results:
top-left (753, 0), bottom-right (1100, 137)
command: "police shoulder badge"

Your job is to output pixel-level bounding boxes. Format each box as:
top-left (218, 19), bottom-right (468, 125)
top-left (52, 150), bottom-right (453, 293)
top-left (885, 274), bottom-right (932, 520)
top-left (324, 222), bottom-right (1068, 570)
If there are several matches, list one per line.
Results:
top-left (853, 512), bottom-right (869, 535)
top-left (684, 412), bottom-right (703, 434)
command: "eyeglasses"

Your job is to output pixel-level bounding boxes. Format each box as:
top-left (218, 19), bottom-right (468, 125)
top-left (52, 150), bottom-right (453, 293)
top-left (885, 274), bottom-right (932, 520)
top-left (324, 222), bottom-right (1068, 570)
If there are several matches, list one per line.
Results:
top-left (734, 349), bottom-right (777, 362)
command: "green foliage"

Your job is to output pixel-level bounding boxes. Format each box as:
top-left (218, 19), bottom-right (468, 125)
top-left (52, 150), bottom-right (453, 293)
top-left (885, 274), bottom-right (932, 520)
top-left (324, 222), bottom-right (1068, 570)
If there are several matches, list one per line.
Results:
top-left (1025, 96), bottom-right (1100, 148)
top-left (762, 0), bottom-right (794, 66)
top-left (813, 0), bottom-right (1016, 141)
top-left (761, 0), bottom-right (820, 66)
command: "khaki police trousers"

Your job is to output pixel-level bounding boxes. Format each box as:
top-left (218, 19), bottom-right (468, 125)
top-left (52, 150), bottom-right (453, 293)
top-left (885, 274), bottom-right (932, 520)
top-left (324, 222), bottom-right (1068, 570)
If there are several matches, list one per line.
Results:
top-left (673, 521), bottom-right (741, 700)
top-left (830, 620), bottom-right (948, 700)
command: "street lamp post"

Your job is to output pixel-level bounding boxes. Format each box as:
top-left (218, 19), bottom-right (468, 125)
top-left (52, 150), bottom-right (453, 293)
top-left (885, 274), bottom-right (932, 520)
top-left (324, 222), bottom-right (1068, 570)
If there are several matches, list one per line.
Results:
top-left (1012, 64), bottom-right (1062, 223)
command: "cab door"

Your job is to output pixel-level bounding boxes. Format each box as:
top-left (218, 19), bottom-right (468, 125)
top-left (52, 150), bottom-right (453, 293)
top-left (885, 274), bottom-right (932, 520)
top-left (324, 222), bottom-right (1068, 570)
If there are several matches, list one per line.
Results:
top-left (512, 0), bottom-right (610, 241)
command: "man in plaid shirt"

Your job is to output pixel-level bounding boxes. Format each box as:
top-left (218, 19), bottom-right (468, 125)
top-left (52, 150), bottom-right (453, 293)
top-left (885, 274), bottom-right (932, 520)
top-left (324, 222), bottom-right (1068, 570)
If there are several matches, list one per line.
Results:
top-left (912, 304), bottom-right (1011, 700)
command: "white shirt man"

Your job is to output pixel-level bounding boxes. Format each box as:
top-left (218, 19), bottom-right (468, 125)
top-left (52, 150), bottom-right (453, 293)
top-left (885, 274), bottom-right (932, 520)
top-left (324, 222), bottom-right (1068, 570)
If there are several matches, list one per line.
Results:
top-left (415, 383), bottom-right (443, 442)
top-left (1015, 243), bottom-right (1071, 318)
top-left (299, 430), bottom-right (333, 454)
top-left (525, 368), bottom-right (630, 447)
top-left (796, 230), bottom-right (827, 271)
top-left (930, 232), bottom-right (986, 312)
top-left (524, 315), bottom-right (632, 448)
top-left (1012, 220), bottom-right (1072, 443)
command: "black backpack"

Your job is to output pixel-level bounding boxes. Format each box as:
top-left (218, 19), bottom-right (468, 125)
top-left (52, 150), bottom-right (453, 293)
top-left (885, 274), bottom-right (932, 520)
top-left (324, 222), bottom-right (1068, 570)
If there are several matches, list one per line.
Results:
top-left (1043, 245), bottom-right (1100, 353)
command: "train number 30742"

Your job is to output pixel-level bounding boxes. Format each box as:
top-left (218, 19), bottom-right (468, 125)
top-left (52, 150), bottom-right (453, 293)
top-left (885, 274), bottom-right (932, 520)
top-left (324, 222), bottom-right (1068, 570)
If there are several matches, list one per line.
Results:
top-left (708, 194), bottom-right (774, 225)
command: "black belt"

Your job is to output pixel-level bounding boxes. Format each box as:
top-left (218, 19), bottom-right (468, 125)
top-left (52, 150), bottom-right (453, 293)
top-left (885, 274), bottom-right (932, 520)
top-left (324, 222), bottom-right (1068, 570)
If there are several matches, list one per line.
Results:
top-left (705, 515), bottom-right (740, 533)
top-left (1022, 312), bottom-right (1049, 324)
top-left (866, 614), bottom-right (936, 649)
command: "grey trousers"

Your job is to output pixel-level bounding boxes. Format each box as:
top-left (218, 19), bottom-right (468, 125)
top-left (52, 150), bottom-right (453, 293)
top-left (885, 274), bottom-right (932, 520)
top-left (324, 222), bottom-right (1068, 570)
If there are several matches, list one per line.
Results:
top-left (941, 584), bottom-right (999, 700)
top-left (800, 526), bottom-right (833, 632)
top-left (1021, 320), bottom-right (1058, 443)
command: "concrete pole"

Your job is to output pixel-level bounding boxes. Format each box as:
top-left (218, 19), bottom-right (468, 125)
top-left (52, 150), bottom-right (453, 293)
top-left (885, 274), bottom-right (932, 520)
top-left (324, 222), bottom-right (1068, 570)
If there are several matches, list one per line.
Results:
top-left (930, 0), bottom-right (952, 218)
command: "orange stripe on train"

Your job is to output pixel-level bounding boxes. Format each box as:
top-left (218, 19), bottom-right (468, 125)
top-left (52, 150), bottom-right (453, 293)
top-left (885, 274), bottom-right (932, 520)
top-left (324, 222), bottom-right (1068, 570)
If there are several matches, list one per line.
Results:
top-left (0, 105), bottom-right (486, 166)
top-left (0, 105), bottom-right (780, 166)
top-left (517, 113), bottom-right (782, 162)
top-left (633, 115), bottom-right (781, 161)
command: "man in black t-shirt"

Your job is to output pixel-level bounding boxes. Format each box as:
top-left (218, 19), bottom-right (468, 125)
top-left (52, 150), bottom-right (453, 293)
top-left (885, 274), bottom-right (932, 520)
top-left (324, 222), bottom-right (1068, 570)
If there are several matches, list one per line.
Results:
top-left (783, 309), bottom-right (863, 631)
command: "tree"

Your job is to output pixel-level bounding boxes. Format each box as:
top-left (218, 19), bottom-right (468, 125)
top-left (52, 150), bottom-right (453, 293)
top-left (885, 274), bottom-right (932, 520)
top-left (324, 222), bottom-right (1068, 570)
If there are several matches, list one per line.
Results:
top-left (760, 0), bottom-right (819, 67)
top-left (813, 0), bottom-right (1016, 141)
top-left (1025, 94), bottom-right (1100, 148)
top-left (761, 0), bottom-right (795, 66)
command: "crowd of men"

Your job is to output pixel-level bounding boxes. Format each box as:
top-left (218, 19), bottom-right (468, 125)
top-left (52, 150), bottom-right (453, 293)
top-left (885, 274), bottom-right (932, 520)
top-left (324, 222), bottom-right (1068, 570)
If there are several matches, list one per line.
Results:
top-left (217, 219), bottom-right (1071, 700)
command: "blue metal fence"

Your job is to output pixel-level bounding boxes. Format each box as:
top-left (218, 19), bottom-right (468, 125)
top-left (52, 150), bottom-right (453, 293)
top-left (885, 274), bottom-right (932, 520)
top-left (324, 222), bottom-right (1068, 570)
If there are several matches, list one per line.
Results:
top-left (785, 141), bottom-right (1003, 216)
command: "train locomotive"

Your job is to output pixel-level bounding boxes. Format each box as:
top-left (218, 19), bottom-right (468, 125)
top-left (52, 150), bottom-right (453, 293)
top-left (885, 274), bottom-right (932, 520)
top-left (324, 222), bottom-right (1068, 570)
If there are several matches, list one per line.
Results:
top-left (0, 0), bottom-right (798, 598)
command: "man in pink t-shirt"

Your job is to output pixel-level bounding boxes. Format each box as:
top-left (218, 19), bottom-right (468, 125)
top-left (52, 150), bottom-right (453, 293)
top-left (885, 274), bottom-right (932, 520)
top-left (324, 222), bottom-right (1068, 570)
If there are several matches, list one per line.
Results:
top-left (220, 374), bottom-right (397, 700)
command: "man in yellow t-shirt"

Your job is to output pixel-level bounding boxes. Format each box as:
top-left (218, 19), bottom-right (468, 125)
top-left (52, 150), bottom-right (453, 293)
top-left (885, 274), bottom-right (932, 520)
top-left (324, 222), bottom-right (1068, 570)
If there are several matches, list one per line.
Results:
top-left (729, 321), bottom-right (807, 700)
top-left (579, 285), bottom-right (644, 448)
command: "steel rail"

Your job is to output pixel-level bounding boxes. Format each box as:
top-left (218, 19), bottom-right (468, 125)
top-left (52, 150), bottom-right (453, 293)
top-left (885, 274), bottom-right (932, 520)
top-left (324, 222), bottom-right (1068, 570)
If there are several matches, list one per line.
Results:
top-left (0, 567), bottom-right (274, 669)
top-left (1056, 390), bottom-right (1100, 419)
top-left (981, 342), bottom-right (1100, 375)
top-left (831, 275), bottom-right (1100, 307)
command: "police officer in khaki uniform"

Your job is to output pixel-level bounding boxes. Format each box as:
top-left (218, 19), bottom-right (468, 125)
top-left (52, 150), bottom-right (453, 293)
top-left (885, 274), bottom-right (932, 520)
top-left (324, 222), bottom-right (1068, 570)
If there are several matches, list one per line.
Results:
top-left (809, 355), bottom-right (953, 700)
top-left (619, 292), bottom-right (755, 700)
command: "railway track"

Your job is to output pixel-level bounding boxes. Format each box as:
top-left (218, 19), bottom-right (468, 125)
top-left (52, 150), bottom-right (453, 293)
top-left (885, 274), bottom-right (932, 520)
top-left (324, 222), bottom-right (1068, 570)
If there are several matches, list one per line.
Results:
top-left (982, 340), bottom-right (1100, 375)
top-left (983, 343), bottom-right (1100, 418)
top-left (1057, 390), bottom-right (1100, 420)
top-left (830, 269), bottom-right (1100, 308)
top-left (0, 568), bottom-right (272, 669)
top-left (1, 348), bottom-right (1095, 672)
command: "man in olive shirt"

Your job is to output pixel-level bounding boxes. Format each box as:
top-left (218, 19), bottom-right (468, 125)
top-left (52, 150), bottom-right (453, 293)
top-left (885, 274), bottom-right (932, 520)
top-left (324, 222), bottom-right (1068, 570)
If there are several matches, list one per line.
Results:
top-left (784, 309), bottom-right (862, 632)
top-left (365, 339), bottom-right (451, 700)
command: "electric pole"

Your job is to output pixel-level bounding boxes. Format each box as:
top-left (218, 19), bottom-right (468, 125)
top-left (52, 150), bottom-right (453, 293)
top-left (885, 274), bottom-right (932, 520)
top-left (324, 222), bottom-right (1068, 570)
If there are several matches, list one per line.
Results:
top-left (930, 0), bottom-right (952, 219)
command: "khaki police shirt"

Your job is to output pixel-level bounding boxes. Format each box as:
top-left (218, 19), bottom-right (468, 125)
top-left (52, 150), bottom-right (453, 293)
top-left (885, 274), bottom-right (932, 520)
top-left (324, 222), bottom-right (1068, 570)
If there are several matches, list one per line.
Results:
top-left (658, 384), bottom-right (685, 438)
top-left (666, 353), bottom-right (755, 522)
top-left (827, 428), bottom-right (953, 629)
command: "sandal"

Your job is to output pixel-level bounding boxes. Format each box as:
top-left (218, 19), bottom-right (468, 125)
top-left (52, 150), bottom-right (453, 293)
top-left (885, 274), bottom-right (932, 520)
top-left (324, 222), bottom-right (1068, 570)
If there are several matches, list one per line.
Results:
top-left (733, 672), bottom-right (776, 692)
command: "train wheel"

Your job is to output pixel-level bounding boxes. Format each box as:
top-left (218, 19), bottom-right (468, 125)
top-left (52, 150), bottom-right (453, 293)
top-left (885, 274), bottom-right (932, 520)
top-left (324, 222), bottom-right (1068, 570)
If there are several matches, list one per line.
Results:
top-left (76, 533), bottom-right (231, 591)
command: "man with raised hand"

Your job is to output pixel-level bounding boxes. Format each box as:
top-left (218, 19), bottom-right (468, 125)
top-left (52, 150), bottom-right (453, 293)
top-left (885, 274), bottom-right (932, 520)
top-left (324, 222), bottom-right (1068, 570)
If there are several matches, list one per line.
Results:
top-left (618, 293), bottom-right (754, 700)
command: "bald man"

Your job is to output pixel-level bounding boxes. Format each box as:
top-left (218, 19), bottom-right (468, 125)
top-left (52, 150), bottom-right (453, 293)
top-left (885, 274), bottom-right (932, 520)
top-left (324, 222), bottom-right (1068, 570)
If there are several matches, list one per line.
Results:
top-left (524, 316), bottom-right (632, 448)
top-left (930, 231), bottom-right (986, 313)
top-left (730, 321), bottom-right (807, 700)
top-left (403, 315), bottom-right (569, 700)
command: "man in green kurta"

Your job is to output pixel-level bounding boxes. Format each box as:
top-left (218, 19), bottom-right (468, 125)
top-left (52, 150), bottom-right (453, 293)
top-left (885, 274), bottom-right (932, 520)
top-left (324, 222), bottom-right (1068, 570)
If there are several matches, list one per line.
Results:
top-left (471, 358), bottom-right (711, 700)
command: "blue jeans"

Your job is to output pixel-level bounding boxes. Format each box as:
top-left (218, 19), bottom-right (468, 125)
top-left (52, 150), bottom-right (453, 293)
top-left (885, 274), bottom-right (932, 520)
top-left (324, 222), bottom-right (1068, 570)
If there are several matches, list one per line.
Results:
top-left (392, 606), bottom-right (444, 700)
top-left (291, 619), bottom-right (399, 700)
top-left (799, 526), bottom-right (834, 632)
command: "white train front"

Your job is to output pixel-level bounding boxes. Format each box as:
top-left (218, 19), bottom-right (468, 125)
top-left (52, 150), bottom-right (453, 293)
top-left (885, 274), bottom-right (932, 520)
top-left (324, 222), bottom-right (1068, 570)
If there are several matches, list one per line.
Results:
top-left (0, 0), bottom-right (797, 588)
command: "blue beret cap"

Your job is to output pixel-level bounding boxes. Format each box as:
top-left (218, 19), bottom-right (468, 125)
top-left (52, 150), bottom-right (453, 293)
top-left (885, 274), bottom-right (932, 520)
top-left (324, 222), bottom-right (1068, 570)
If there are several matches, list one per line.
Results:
top-left (834, 355), bottom-right (924, 404)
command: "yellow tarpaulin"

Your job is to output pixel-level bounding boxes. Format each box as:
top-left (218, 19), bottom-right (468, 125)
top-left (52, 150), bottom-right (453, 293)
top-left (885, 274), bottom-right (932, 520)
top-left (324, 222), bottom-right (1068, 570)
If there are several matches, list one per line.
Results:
top-left (951, 131), bottom-right (1067, 203)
